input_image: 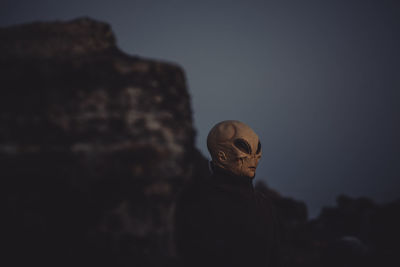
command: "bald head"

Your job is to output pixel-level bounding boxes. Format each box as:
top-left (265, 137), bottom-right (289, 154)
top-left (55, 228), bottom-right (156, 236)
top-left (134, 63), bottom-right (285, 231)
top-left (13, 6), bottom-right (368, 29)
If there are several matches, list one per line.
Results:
top-left (207, 120), bottom-right (262, 178)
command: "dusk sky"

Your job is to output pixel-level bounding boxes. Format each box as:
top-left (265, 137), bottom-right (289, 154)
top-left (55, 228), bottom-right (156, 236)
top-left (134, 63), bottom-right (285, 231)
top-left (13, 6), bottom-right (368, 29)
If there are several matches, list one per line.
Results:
top-left (1, 0), bottom-right (399, 217)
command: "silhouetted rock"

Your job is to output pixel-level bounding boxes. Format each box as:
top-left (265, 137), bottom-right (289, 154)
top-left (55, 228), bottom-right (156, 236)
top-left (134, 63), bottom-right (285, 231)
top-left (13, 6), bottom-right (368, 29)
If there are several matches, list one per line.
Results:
top-left (283, 195), bottom-right (400, 267)
top-left (251, 182), bottom-right (400, 267)
top-left (1, 18), bottom-right (197, 267)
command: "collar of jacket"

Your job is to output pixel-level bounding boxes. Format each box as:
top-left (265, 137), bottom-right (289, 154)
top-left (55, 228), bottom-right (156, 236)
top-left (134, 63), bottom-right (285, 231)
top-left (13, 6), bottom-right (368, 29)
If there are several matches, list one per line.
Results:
top-left (210, 162), bottom-right (254, 189)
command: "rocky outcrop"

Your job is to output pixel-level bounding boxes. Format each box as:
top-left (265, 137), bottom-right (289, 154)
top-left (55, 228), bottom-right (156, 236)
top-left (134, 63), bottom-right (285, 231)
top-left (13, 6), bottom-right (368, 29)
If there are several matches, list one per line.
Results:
top-left (278, 194), bottom-right (400, 267)
top-left (254, 182), bottom-right (400, 267)
top-left (1, 18), bottom-right (198, 267)
top-left (309, 195), bottom-right (400, 267)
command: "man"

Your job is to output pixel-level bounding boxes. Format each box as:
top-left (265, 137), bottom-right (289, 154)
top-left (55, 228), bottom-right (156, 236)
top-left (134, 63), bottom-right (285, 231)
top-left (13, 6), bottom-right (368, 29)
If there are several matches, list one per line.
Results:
top-left (176, 120), bottom-right (282, 267)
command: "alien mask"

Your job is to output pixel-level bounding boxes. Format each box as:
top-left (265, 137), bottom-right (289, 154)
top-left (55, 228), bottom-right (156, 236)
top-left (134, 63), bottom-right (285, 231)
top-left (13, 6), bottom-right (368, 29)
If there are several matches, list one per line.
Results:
top-left (207, 120), bottom-right (262, 179)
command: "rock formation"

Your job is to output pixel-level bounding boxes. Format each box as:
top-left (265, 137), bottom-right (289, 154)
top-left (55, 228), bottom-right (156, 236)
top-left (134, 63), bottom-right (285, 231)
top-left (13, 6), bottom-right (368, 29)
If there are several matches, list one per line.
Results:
top-left (1, 18), bottom-right (198, 267)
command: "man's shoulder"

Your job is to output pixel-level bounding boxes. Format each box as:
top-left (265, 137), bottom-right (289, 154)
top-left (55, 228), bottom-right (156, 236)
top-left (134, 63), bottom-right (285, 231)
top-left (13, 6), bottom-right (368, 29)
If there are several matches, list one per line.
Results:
top-left (254, 188), bottom-right (280, 219)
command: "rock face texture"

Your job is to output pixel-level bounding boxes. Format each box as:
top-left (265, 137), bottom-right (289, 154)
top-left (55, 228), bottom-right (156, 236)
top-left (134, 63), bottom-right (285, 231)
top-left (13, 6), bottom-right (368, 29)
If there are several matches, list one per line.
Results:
top-left (1, 18), bottom-right (197, 267)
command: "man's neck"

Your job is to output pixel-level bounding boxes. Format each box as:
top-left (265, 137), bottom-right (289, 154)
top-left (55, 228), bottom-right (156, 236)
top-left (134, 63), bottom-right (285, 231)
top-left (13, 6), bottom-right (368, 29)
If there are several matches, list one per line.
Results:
top-left (210, 162), bottom-right (254, 187)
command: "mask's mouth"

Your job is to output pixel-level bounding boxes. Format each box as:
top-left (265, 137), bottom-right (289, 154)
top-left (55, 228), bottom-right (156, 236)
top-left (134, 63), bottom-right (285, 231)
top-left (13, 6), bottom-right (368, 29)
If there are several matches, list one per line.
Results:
top-left (248, 166), bottom-right (256, 170)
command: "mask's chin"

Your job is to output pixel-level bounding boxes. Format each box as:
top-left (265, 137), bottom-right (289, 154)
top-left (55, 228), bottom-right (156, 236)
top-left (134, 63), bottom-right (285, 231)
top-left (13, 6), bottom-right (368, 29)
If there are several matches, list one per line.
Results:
top-left (245, 170), bottom-right (256, 179)
top-left (218, 161), bottom-right (256, 178)
top-left (234, 167), bottom-right (256, 179)
top-left (238, 162), bottom-right (257, 178)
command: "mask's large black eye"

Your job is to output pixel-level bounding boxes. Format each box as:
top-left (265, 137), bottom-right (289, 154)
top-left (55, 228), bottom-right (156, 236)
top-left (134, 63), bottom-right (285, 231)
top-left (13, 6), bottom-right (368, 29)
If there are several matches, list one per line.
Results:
top-left (234, 138), bottom-right (252, 154)
top-left (256, 141), bottom-right (262, 154)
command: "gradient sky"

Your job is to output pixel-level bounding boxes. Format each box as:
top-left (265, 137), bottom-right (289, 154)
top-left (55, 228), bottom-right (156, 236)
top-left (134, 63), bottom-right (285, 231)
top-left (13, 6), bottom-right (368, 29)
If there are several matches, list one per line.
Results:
top-left (2, 0), bottom-right (399, 217)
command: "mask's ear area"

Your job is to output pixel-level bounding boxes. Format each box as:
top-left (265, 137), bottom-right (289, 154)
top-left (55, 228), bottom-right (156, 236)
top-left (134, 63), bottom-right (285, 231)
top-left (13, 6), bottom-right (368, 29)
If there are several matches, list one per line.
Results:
top-left (218, 151), bottom-right (227, 162)
top-left (256, 141), bottom-right (261, 154)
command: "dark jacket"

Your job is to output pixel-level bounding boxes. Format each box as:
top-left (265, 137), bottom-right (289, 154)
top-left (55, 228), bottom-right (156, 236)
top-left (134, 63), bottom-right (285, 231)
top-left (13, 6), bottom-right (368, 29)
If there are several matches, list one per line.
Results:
top-left (176, 166), bottom-right (282, 267)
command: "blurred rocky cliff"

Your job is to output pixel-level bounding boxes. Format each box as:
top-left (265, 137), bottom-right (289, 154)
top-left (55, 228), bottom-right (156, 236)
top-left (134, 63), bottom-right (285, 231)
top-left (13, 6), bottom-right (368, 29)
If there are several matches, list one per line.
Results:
top-left (0, 18), bottom-right (208, 267)
top-left (257, 182), bottom-right (400, 267)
